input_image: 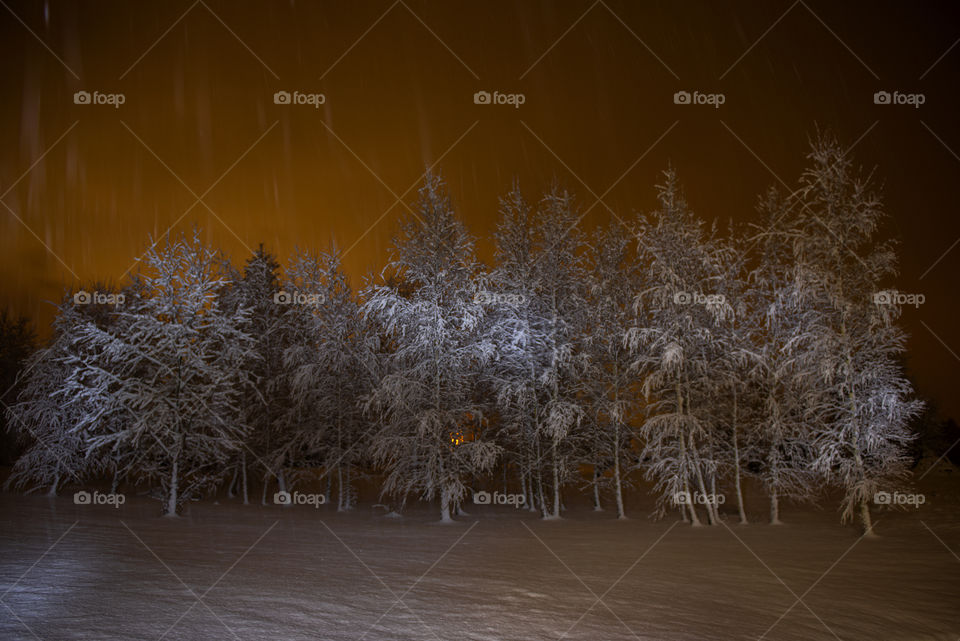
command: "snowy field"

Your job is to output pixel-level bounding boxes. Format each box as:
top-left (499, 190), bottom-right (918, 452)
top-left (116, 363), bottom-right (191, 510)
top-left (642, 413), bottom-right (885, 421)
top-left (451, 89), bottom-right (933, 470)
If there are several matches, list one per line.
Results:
top-left (1, 480), bottom-right (959, 641)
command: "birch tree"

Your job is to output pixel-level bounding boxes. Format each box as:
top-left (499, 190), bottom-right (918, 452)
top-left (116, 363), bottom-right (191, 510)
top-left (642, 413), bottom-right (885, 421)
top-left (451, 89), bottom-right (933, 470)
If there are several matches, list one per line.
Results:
top-left (791, 136), bottom-right (922, 533)
top-left (627, 169), bottom-right (731, 525)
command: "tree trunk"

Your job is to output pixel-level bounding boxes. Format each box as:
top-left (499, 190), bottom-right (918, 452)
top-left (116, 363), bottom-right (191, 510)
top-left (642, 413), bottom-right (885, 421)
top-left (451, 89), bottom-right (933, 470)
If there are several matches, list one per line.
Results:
top-left (592, 465), bottom-right (603, 511)
top-left (551, 445), bottom-right (561, 519)
top-left (732, 389), bottom-right (747, 524)
top-left (165, 457), bottom-right (179, 517)
top-left (679, 430), bottom-right (701, 526)
top-left (860, 499), bottom-right (875, 536)
top-left (47, 470), bottom-right (60, 497)
top-left (520, 466), bottom-right (528, 507)
top-left (613, 423), bottom-right (626, 519)
top-left (770, 490), bottom-right (782, 525)
top-left (710, 473), bottom-right (719, 523)
top-left (691, 446), bottom-right (716, 525)
top-left (241, 452), bottom-right (249, 505)
top-left (227, 461), bottom-right (238, 498)
top-left (440, 486), bottom-right (453, 523)
top-left (684, 475), bottom-right (702, 526)
top-left (535, 439), bottom-right (548, 517)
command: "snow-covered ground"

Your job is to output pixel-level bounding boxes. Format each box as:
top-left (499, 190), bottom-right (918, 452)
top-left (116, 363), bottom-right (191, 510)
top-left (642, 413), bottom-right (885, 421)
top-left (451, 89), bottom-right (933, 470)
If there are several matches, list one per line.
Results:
top-left (1, 477), bottom-right (958, 641)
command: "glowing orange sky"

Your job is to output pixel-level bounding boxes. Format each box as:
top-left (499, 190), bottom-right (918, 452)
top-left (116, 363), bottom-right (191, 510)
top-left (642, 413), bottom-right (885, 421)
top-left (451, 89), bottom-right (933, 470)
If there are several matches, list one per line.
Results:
top-left (2, 0), bottom-right (959, 417)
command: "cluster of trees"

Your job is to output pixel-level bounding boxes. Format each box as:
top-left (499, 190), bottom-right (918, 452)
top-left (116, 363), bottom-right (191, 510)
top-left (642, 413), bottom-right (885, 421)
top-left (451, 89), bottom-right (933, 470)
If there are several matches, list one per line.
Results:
top-left (5, 135), bottom-right (922, 532)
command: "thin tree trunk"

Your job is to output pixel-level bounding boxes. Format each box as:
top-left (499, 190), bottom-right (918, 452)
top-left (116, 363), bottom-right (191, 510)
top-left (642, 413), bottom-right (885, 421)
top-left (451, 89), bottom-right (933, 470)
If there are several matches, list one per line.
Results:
top-left (526, 447), bottom-right (537, 512)
top-left (47, 469), bottom-right (60, 497)
top-left (677, 382), bottom-right (701, 526)
top-left (535, 438), bottom-right (547, 517)
top-left (227, 460), bottom-right (238, 498)
top-left (770, 489), bottom-right (781, 525)
top-left (691, 442), bottom-right (716, 525)
top-left (732, 389), bottom-right (747, 524)
top-left (551, 444), bottom-right (561, 518)
top-left (520, 465), bottom-right (528, 506)
top-left (166, 457), bottom-right (179, 517)
top-left (613, 417), bottom-right (626, 519)
top-left (241, 452), bottom-right (249, 505)
top-left (683, 475), bottom-right (701, 526)
top-left (593, 465), bottom-right (603, 511)
top-left (710, 473), bottom-right (719, 522)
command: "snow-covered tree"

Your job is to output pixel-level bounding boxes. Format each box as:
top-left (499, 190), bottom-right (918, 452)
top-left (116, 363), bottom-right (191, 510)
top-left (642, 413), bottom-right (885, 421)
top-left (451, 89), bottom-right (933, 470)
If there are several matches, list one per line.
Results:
top-left (65, 231), bottom-right (258, 516)
top-left (364, 172), bottom-right (500, 522)
top-left (626, 168), bottom-right (732, 525)
top-left (705, 230), bottom-right (757, 524)
top-left (222, 245), bottom-right (289, 504)
top-left (282, 247), bottom-right (374, 510)
top-left (484, 183), bottom-right (552, 513)
top-left (582, 224), bottom-right (637, 519)
top-left (743, 191), bottom-right (820, 524)
top-left (529, 186), bottom-right (590, 519)
top-left (5, 297), bottom-right (93, 495)
top-left (790, 136), bottom-right (922, 533)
